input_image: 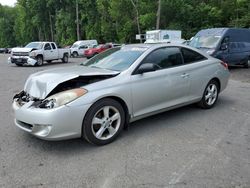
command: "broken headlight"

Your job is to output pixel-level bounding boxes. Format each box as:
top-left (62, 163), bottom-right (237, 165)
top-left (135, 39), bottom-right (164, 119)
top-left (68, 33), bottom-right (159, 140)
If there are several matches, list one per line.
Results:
top-left (40, 88), bottom-right (87, 109)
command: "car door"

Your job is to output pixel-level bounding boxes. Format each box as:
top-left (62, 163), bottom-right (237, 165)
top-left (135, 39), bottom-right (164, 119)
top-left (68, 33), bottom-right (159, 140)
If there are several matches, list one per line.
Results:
top-left (225, 42), bottom-right (242, 65)
top-left (43, 43), bottom-right (54, 60)
top-left (130, 47), bottom-right (190, 118)
top-left (180, 47), bottom-right (210, 100)
top-left (217, 36), bottom-right (243, 65)
top-left (50, 43), bottom-right (58, 60)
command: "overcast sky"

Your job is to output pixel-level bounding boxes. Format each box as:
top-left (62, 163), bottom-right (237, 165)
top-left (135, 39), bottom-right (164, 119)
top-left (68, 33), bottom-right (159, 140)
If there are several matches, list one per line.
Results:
top-left (0, 0), bottom-right (17, 7)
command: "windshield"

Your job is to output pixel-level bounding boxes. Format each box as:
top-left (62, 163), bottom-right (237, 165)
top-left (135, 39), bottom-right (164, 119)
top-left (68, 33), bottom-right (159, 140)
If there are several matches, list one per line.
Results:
top-left (25, 42), bottom-right (43, 49)
top-left (71, 44), bottom-right (79, 48)
top-left (82, 46), bottom-right (147, 71)
top-left (189, 35), bottom-right (221, 49)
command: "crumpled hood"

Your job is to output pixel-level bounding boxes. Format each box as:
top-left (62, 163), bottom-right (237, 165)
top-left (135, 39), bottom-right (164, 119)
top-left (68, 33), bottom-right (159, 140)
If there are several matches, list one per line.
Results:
top-left (24, 66), bottom-right (119, 99)
top-left (12, 47), bottom-right (33, 53)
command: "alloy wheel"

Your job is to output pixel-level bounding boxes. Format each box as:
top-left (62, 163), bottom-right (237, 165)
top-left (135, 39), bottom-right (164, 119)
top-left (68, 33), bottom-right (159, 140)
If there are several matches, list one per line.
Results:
top-left (91, 106), bottom-right (121, 140)
top-left (205, 83), bottom-right (218, 106)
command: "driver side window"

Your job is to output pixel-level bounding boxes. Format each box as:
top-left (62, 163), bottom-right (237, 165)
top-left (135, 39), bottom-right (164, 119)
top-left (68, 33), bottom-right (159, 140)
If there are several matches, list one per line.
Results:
top-left (220, 36), bottom-right (229, 51)
top-left (44, 43), bottom-right (51, 50)
top-left (79, 45), bottom-right (88, 49)
top-left (141, 47), bottom-right (183, 69)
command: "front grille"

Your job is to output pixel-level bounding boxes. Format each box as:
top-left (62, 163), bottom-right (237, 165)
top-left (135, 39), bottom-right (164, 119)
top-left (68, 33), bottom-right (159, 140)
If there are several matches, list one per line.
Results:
top-left (11, 57), bottom-right (28, 64)
top-left (13, 52), bottom-right (29, 56)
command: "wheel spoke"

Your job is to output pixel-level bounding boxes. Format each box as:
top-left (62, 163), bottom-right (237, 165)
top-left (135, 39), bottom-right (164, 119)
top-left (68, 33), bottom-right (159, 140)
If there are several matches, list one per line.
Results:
top-left (107, 126), bottom-right (116, 135)
top-left (95, 126), bottom-right (106, 139)
top-left (205, 94), bottom-right (210, 100)
top-left (207, 86), bottom-right (212, 93)
top-left (103, 106), bottom-right (110, 118)
top-left (92, 117), bottom-right (103, 125)
top-left (208, 97), bottom-right (212, 105)
top-left (210, 85), bottom-right (215, 93)
top-left (110, 113), bottom-right (120, 122)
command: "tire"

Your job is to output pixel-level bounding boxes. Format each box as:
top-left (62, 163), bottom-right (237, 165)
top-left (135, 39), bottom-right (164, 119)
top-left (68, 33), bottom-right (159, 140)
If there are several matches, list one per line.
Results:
top-left (62, 54), bottom-right (69, 63)
top-left (243, 58), bottom-right (250, 68)
top-left (72, 51), bottom-right (78, 58)
top-left (82, 98), bottom-right (125, 145)
top-left (36, 56), bottom-right (43, 66)
top-left (198, 80), bottom-right (219, 109)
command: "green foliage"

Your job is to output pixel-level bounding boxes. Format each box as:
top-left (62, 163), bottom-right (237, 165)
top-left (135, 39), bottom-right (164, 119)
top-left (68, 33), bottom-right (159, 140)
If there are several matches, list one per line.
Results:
top-left (0, 0), bottom-right (249, 47)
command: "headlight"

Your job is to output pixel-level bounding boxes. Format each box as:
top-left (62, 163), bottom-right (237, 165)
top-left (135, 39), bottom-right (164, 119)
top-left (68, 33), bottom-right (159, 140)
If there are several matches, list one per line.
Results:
top-left (40, 88), bottom-right (88, 109)
top-left (30, 51), bottom-right (36, 57)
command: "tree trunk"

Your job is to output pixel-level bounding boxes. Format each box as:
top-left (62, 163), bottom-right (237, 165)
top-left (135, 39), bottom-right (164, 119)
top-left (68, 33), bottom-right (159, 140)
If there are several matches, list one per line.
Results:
top-left (130, 0), bottom-right (142, 43)
top-left (156, 0), bottom-right (161, 29)
top-left (49, 12), bottom-right (54, 41)
top-left (76, 0), bottom-right (80, 40)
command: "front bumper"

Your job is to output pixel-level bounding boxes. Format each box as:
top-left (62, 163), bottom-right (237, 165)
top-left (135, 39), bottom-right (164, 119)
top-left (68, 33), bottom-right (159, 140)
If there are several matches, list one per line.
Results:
top-left (8, 56), bottom-right (37, 66)
top-left (13, 100), bottom-right (92, 140)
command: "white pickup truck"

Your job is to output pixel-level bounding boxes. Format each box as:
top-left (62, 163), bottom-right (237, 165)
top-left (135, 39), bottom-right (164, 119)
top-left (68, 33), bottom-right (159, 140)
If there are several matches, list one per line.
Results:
top-left (8, 42), bottom-right (70, 66)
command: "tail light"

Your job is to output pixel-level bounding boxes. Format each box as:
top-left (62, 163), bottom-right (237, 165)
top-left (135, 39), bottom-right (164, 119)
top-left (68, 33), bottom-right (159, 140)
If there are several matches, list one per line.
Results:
top-left (220, 61), bottom-right (228, 69)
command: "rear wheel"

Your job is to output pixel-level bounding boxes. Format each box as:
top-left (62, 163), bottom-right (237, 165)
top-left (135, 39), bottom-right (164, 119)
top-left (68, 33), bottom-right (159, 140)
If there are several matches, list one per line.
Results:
top-left (36, 56), bottom-right (43, 66)
top-left (198, 80), bottom-right (219, 109)
top-left (83, 98), bottom-right (125, 145)
top-left (62, 54), bottom-right (69, 63)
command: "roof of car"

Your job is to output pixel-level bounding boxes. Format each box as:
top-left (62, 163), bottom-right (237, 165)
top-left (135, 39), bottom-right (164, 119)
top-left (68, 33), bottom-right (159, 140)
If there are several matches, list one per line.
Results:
top-left (122, 43), bottom-right (212, 59)
top-left (124, 42), bottom-right (192, 49)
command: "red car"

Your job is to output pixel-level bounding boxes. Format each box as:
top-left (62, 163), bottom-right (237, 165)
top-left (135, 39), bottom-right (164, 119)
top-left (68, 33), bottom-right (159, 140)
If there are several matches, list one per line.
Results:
top-left (84, 44), bottom-right (112, 59)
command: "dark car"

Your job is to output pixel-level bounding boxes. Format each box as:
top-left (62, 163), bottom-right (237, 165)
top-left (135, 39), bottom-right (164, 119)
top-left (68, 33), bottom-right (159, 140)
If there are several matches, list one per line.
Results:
top-left (190, 28), bottom-right (250, 68)
top-left (0, 48), bottom-right (9, 53)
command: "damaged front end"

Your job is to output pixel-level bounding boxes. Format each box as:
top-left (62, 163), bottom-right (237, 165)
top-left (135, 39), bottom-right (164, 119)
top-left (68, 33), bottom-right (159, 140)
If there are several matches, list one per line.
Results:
top-left (13, 75), bottom-right (117, 109)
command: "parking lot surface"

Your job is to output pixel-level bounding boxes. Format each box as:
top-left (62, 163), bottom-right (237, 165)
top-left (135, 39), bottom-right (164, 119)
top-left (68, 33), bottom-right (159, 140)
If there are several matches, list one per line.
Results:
top-left (0, 54), bottom-right (249, 188)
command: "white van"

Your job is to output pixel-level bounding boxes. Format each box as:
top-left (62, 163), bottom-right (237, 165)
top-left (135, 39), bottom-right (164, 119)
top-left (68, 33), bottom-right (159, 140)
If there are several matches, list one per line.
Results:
top-left (70, 40), bottom-right (98, 57)
top-left (144, 30), bottom-right (184, 44)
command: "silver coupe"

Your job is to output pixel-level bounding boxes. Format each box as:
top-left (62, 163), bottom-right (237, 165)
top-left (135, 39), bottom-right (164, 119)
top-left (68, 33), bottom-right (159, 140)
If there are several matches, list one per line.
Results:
top-left (13, 44), bottom-right (230, 145)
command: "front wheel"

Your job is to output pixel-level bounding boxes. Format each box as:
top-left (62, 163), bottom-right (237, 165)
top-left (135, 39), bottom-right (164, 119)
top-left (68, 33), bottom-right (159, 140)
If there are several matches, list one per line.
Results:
top-left (36, 56), bottom-right (43, 66)
top-left (198, 80), bottom-right (219, 109)
top-left (82, 98), bottom-right (125, 145)
top-left (72, 51), bottom-right (78, 58)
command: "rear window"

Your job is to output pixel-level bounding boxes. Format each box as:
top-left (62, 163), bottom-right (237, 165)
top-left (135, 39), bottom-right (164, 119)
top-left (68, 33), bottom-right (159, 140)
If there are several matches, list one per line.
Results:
top-left (181, 48), bottom-right (207, 64)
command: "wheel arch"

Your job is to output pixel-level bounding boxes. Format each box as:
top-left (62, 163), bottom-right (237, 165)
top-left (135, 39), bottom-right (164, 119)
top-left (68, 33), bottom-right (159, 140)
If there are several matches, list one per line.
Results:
top-left (36, 54), bottom-right (43, 59)
top-left (63, 52), bottom-right (69, 56)
top-left (210, 77), bottom-right (221, 92)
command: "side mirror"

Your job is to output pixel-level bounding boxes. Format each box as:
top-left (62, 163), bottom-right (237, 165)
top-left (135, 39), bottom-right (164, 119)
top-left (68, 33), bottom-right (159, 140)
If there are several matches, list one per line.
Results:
top-left (220, 43), bottom-right (228, 51)
top-left (136, 63), bottom-right (157, 74)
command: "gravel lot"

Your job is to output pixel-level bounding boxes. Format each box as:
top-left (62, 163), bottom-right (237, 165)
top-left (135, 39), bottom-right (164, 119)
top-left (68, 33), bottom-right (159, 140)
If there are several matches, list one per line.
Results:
top-left (0, 54), bottom-right (249, 188)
